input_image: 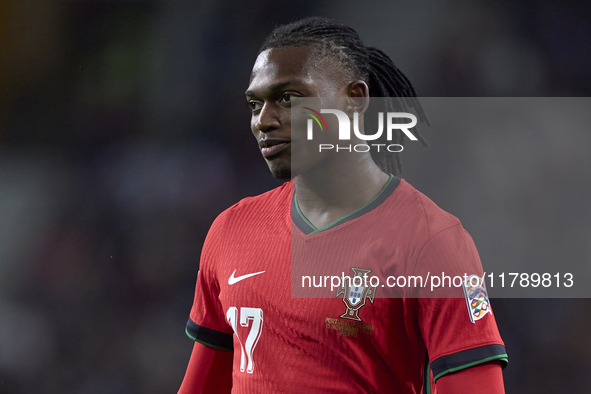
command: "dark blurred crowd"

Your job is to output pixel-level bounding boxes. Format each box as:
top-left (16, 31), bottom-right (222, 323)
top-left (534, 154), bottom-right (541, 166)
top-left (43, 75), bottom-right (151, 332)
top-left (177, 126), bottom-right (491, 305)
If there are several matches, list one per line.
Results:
top-left (0, 1), bottom-right (590, 393)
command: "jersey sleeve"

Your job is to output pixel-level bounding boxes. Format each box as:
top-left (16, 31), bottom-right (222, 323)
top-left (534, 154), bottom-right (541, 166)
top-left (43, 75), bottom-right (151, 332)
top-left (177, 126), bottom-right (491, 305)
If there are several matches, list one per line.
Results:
top-left (413, 223), bottom-right (508, 382)
top-left (186, 213), bottom-right (234, 352)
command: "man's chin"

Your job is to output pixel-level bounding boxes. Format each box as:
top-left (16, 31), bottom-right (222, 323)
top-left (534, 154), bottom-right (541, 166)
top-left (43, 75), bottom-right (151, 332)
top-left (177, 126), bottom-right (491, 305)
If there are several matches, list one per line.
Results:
top-left (271, 166), bottom-right (292, 181)
top-left (265, 157), bottom-right (292, 180)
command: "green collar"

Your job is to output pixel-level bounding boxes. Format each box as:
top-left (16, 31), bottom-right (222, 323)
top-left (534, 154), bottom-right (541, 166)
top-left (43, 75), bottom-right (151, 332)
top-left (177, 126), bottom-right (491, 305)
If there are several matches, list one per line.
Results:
top-left (292, 174), bottom-right (400, 235)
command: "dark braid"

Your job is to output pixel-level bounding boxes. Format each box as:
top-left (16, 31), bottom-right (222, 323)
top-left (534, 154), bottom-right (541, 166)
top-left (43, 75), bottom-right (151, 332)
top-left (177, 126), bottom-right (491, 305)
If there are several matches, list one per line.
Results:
top-left (260, 17), bottom-right (428, 175)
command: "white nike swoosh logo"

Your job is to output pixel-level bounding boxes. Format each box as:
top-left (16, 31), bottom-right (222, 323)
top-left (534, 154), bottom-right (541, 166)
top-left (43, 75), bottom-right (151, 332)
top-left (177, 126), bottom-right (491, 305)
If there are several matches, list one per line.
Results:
top-left (228, 269), bottom-right (266, 285)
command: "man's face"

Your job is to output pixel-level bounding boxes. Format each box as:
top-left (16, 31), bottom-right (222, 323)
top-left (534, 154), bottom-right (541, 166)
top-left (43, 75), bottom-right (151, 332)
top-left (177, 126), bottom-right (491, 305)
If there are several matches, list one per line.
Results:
top-left (246, 46), bottom-right (347, 179)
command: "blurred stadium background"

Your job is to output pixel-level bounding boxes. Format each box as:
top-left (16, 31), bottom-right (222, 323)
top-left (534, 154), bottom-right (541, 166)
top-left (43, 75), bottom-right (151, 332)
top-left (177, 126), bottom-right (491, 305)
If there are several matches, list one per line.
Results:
top-left (0, 0), bottom-right (590, 393)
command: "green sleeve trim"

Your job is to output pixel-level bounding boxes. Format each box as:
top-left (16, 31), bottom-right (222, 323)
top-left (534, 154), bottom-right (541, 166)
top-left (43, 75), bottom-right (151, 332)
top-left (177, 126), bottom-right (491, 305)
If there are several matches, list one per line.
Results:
top-left (185, 327), bottom-right (197, 341)
top-left (424, 361), bottom-right (431, 394)
top-left (433, 354), bottom-right (508, 381)
top-left (185, 327), bottom-right (234, 352)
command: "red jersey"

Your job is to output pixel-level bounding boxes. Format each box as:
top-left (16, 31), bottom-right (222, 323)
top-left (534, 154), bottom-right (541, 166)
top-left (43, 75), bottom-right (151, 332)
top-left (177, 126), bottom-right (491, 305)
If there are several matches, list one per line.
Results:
top-left (186, 176), bottom-right (507, 393)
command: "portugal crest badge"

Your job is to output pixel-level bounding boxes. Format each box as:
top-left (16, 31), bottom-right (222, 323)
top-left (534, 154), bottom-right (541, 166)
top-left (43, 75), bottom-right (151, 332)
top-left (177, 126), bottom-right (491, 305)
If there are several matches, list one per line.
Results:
top-left (336, 267), bottom-right (377, 321)
top-left (463, 274), bottom-right (491, 323)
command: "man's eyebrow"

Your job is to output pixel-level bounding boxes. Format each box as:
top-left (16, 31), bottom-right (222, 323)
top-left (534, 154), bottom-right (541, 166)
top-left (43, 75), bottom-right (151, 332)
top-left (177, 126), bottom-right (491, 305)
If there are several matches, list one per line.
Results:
top-left (245, 80), bottom-right (306, 97)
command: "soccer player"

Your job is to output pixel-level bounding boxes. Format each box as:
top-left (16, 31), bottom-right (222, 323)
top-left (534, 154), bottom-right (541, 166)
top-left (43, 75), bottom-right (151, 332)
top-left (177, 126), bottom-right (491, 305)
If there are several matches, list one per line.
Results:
top-left (179, 17), bottom-right (507, 393)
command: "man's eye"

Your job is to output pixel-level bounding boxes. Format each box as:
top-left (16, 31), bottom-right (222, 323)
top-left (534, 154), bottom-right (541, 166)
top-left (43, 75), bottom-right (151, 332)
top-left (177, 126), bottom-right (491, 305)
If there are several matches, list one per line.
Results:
top-left (248, 101), bottom-right (262, 111)
top-left (280, 94), bottom-right (295, 103)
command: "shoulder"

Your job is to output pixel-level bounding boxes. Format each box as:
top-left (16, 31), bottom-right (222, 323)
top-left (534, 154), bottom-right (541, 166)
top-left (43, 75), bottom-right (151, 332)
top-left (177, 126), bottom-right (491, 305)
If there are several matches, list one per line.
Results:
top-left (393, 178), bottom-right (463, 239)
top-left (395, 180), bottom-right (484, 278)
top-left (209, 181), bottom-right (291, 234)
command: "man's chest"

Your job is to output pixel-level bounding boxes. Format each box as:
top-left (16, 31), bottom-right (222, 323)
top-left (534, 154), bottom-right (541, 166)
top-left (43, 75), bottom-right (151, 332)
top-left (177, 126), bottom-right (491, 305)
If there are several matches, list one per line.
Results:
top-left (209, 220), bottom-right (427, 391)
top-left (214, 241), bottom-right (422, 364)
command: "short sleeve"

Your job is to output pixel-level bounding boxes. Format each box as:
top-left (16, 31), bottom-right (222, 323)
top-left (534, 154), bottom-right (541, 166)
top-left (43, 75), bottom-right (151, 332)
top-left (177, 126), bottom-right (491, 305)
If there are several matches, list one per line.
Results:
top-left (185, 214), bottom-right (233, 351)
top-left (413, 224), bottom-right (508, 382)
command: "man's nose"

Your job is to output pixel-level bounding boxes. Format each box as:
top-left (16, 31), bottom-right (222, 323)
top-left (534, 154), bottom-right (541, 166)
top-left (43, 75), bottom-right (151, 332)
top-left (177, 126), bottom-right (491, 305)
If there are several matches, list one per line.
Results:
top-left (255, 102), bottom-right (281, 133)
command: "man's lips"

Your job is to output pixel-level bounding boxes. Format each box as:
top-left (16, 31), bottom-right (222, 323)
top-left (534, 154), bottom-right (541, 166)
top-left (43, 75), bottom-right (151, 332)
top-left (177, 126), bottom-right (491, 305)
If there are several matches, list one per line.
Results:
top-left (259, 139), bottom-right (290, 158)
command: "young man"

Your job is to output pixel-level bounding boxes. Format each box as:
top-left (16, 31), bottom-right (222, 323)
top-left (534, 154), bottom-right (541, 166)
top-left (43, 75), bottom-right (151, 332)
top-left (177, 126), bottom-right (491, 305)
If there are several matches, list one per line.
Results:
top-left (179, 17), bottom-right (507, 393)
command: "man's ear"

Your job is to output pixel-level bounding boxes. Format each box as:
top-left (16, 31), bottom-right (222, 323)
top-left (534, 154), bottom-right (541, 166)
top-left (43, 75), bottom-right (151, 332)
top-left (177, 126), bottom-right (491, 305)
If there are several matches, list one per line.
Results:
top-left (346, 80), bottom-right (370, 116)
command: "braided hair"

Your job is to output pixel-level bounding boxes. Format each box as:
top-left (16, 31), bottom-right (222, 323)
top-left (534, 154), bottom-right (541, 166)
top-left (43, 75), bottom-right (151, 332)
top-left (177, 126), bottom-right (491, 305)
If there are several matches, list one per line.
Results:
top-left (259, 17), bottom-right (428, 175)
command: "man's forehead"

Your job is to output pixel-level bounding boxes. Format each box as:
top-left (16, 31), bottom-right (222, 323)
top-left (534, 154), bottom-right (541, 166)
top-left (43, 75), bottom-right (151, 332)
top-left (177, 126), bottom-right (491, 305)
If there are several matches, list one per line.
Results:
top-left (247, 46), bottom-right (347, 97)
top-left (249, 47), bottom-right (314, 87)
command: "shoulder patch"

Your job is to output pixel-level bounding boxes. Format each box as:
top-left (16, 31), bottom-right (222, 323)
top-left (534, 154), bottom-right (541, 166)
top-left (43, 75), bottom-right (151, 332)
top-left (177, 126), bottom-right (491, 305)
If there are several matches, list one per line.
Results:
top-left (463, 274), bottom-right (491, 323)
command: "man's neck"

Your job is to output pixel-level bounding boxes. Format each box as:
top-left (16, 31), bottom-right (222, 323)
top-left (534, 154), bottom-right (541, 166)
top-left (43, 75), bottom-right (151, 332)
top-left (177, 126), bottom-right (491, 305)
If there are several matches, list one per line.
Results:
top-left (294, 153), bottom-right (390, 230)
